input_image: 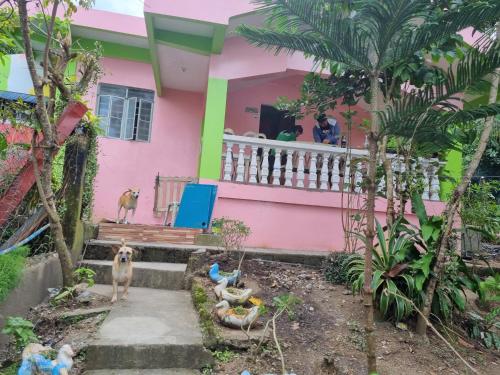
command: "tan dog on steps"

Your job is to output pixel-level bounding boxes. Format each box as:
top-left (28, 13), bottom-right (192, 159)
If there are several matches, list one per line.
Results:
top-left (111, 238), bottom-right (135, 303)
top-left (117, 188), bottom-right (140, 224)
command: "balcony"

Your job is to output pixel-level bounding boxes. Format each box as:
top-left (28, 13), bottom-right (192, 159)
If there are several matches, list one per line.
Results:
top-left (221, 134), bottom-right (443, 201)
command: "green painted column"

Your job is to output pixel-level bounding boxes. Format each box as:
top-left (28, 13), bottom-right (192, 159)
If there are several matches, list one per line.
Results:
top-left (198, 77), bottom-right (228, 179)
top-left (0, 55), bottom-right (12, 91)
top-left (440, 147), bottom-right (462, 201)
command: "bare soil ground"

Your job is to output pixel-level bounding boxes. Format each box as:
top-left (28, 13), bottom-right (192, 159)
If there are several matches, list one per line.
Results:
top-left (204, 255), bottom-right (500, 375)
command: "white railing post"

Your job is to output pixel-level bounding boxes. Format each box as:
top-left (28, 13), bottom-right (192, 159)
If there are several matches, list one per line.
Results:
top-left (223, 142), bottom-right (233, 181)
top-left (309, 152), bottom-right (318, 189)
top-left (343, 156), bottom-right (351, 192)
top-left (236, 143), bottom-right (246, 182)
top-left (331, 154), bottom-right (340, 191)
top-left (261, 147), bottom-right (270, 185)
top-left (354, 162), bottom-right (363, 193)
top-left (320, 153), bottom-right (330, 190)
top-left (284, 149), bottom-right (294, 187)
top-left (272, 148), bottom-right (282, 186)
top-left (249, 145), bottom-right (258, 184)
top-left (419, 158), bottom-right (430, 200)
top-left (296, 150), bottom-right (306, 188)
top-left (430, 158), bottom-right (441, 201)
top-left (377, 160), bottom-right (385, 193)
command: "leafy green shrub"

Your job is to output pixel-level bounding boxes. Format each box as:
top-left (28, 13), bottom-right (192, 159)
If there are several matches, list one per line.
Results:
top-left (212, 349), bottom-right (237, 363)
top-left (466, 308), bottom-right (500, 350)
top-left (347, 199), bottom-right (472, 323)
top-left (461, 181), bottom-right (500, 243)
top-left (348, 219), bottom-right (418, 321)
top-left (74, 267), bottom-right (96, 287)
top-left (0, 246), bottom-right (29, 303)
top-left (323, 252), bottom-right (351, 285)
top-left (52, 267), bottom-right (97, 304)
top-left (214, 217), bottom-right (251, 251)
top-left (1, 316), bottom-right (38, 350)
top-left (479, 274), bottom-right (500, 304)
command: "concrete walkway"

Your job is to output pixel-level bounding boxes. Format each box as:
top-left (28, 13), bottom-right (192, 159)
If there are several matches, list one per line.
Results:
top-left (83, 266), bottom-right (212, 373)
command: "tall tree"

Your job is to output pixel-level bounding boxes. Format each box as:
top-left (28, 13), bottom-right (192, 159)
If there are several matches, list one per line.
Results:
top-left (9, 0), bottom-right (101, 286)
top-left (238, 1), bottom-right (500, 371)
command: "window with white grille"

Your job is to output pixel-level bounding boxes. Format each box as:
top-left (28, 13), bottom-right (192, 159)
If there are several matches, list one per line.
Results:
top-left (96, 84), bottom-right (154, 141)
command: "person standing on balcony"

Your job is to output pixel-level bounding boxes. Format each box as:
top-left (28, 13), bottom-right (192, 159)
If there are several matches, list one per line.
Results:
top-left (276, 124), bottom-right (304, 142)
top-left (267, 125), bottom-right (304, 184)
top-left (313, 114), bottom-right (341, 145)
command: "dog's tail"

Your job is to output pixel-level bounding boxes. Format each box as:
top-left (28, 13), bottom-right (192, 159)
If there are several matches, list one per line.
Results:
top-left (121, 238), bottom-right (126, 247)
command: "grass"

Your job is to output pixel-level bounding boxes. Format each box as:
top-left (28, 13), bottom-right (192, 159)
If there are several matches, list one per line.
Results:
top-left (191, 279), bottom-right (220, 347)
top-left (0, 361), bottom-right (19, 375)
top-left (212, 348), bottom-right (237, 363)
top-left (0, 246), bottom-right (29, 303)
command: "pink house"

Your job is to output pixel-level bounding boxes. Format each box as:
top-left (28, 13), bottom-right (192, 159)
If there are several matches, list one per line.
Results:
top-left (1, 0), bottom-right (451, 251)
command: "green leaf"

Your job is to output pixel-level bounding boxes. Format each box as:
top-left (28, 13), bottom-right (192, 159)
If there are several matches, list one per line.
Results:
top-left (421, 223), bottom-right (434, 242)
top-left (411, 192), bottom-right (428, 226)
top-left (415, 274), bottom-right (426, 292)
top-left (451, 288), bottom-right (466, 311)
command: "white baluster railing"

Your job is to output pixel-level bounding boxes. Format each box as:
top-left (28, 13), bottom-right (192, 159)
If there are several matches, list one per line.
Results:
top-left (221, 134), bottom-right (443, 201)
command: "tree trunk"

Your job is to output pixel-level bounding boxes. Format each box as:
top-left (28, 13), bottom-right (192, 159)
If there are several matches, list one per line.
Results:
top-left (364, 75), bottom-right (380, 374)
top-left (379, 136), bottom-right (395, 227)
top-left (18, 0), bottom-right (74, 287)
top-left (416, 26), bottom-right (500, 335)
top-left (63, 131), bottom-right (90, 261)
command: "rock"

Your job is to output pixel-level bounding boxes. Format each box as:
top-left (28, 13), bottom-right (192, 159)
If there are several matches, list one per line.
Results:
top-left (305, 284), bottom-right (313, 291)
top-left (329, 286), bottom-right (336, 291)
top-left (76, 290), bottom-right (92, 303)
top-left (291, 322), bottom-right (300, 330)
top-left (396, 322), bottom-right (408, 331)
top-left (62, 306), bottom-right (111, 319)
top-left (309, 306), bottom-right (315, 312)
top-left (342, 289), bottom-right (351, 295)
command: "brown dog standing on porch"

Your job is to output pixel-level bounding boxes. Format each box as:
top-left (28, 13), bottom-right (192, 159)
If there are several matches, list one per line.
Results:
top-left (111, 238), bottom-right (134, 303)
top-left (117, 188), bottom-right (140, 224)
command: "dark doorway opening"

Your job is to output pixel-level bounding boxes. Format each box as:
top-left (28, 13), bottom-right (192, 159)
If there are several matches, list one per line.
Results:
top-left (258, 105), bottom-right (295, 140)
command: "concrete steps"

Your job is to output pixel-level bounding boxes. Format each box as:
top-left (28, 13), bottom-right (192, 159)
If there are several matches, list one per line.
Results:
top-left (84, 369), bottom-right (200, 374)
top-left (84, 239), bottom-right (202, 263)
top-left (80, 260), bottom-right (186, 290)
top-left (85, 285), bottom-right (212, 370)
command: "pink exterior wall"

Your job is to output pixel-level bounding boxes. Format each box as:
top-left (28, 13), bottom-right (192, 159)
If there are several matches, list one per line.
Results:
top-left (203, 180), bottom-right (446, 252)
top-left (71, 8), bottom-right (147, 37)
top-left (226, 74), bottom-right (368, 147)
top-left (145, 0), bottom-right (255, 25)
top-left (86, 58), bottom-right (204, 224)
top-left (209, 37), bottom-right (320, 81)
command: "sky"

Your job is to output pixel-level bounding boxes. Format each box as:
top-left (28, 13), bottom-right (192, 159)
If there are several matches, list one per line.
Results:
top-left (93, 0), bottom-right (144, 17)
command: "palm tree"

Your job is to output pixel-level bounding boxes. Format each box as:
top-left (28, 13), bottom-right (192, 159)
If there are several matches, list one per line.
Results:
top-left (238, 1), bottom-right (500, 372)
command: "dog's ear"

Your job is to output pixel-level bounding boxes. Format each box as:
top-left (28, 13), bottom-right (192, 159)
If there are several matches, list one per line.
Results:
top-left (111, 245), bottom-right (120, 255)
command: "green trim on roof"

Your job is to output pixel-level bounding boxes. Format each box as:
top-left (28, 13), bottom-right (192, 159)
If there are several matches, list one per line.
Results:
top-left (145, 13), bottom-right (163, 96)
top-left (74, 38), bottom-right (151, 64)
top-left (145, 12), bottom-right (227, 55)
top-left (211, 25), bottom-right (226, 54)
top-left (155, 29), bottom-right (212, 56)
top-left (198, 77), bottom-right (228, 179)
top-left (0, 55), bottom-right (12, 91)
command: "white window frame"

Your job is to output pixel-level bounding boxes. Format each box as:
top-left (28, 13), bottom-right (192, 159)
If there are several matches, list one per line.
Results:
top-left (96, 85), bottom-right (154, 142)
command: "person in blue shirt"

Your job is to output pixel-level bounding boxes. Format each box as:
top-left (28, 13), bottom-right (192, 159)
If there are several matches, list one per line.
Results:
top-left (313, 113), bottom-right (341, 145)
